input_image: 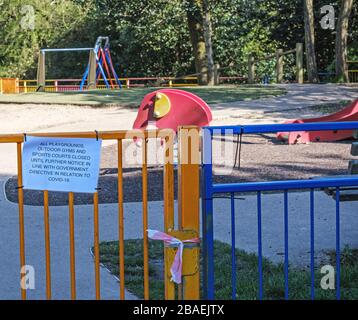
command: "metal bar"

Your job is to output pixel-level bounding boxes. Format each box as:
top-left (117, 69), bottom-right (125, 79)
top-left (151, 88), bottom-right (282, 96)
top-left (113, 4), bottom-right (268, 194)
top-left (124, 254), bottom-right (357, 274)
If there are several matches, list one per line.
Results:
top-left (336, 188), bottom-right (341, 300)
top-left (95, 53), bottom-right (110, 88)
top-left (310, 189), bottom-right (315, 300)
top-left (204, 197), bottom-right (214, 300)
top-left (68, 192), bottom-right (76, 299)
top-left (231, 193), bottom-right (236, 300)
top-left (178, 126), bottom-right (201, 300)
top-left (117, 139), bottom-right (125, 300)
top-left (0, 129), bottom-right (174, 144)
top-left (212, 177), bottom-right (358, 194)
top-left (41, 48), bottom-right (93, 52)
top-left (17, 143), bottom-right (26, 300)
top-left (201, 129), bottom-right (214, 299)
top-left (257, 191), bottom-right (263, 300)
top-left (206, 122), bottom-right (358, 135)
top-left (142, 139), bottom-right (149, 300)
top-left (163, 135), bottom-right (175, 300)
top-left (93, 192), bottom-right (100, 300)
top-left (284, 190), bottom-right (289, 300)
top-left (105, 49), bottom-right (122, 89)
top-left (43, 190), bottom-right (52, 299)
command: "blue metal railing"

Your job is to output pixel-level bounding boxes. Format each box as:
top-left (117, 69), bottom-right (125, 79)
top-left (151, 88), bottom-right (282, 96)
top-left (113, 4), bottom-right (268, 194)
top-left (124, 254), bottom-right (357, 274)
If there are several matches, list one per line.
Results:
top-left (201, 122), bottom-right (358, 300)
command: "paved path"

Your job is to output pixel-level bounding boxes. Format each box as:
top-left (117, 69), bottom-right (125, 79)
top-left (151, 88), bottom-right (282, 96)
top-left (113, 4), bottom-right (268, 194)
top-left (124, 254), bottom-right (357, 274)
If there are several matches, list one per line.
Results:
top-left (210, 83), bottom-right (358, 124)
top-left (0, 84), bottom-right (357, 299)
top-left (0, 174), bottom-right (141, 300)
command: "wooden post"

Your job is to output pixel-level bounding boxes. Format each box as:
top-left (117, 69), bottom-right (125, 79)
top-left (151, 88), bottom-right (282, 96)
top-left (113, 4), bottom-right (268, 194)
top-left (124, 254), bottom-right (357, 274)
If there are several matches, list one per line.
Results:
top-left (24, 80), bottom-right (27, 93)
top-left (54, 80), bottom-right (58, 92)
top-left (37, 51), bottom-right (46, 92)
top-left (87, 50), bottom-right (97, 90)
top-left (276, 49), bottom-right (284, 83)
top-left (177, 126), bottom-right (200, 300)
top-left (169, 80), bottom-right (173, 88)
top-left (296, 43), bottom-right (304, 84)
top-left (248, 55), bottom-right (255, 84)
top-left (213, 64), bottom-right (220, 85)
top-left (126, 79), bottom-right (130, 89)
top-left (0, 78), bottom-right (3, 94)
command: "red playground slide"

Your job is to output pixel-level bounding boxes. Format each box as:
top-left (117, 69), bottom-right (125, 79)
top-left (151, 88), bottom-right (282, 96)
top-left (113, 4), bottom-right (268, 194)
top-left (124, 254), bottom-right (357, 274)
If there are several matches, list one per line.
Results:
top-left (277, 99), bottom-right (358, 144)
top-left (133, 89), bottom-right (212, 132)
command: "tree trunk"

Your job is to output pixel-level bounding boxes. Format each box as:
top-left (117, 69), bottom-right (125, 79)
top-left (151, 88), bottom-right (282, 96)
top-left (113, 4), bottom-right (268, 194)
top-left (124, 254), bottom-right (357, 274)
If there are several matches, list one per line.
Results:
top-left (335, 0), bottom-right (354, 83)
top-left (202, 0), bottom-right (214, 85)
top-left (186, 0), bottom-right (208, 85)
top-left (303, 0), bottom-right (319, 83)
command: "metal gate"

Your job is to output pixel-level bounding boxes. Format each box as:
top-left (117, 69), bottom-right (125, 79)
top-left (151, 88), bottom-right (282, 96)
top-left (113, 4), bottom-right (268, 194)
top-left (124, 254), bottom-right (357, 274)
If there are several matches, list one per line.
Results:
top-left (0, 127), bottom-right (200, 300)
top-left (201, 122), bottom-right (358, 300)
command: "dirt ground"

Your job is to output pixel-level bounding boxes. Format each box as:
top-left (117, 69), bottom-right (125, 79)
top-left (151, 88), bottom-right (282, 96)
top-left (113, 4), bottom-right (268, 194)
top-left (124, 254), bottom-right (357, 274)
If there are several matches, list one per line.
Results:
top-left (1, 85), bottom-right (357, 205)
top-left (5, 133), bottom-right (354, 205)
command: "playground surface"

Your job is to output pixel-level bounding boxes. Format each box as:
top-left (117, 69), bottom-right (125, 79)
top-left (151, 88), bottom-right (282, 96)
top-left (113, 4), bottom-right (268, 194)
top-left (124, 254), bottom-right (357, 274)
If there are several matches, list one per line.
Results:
top-left (0, 83), bottom-right (357, 299)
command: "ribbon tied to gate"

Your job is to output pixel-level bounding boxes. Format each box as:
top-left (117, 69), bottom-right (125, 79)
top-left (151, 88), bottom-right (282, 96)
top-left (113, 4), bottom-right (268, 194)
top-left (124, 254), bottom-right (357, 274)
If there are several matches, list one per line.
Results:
top-left (147, 229), bottom-right (200, 284)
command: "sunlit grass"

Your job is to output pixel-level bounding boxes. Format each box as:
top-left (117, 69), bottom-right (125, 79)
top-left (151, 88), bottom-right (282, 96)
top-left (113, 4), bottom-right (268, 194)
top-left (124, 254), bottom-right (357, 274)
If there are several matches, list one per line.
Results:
top-left (97, 239), bottom-right (358, 300)
top-left (0, 86), bottom-right (286, 107)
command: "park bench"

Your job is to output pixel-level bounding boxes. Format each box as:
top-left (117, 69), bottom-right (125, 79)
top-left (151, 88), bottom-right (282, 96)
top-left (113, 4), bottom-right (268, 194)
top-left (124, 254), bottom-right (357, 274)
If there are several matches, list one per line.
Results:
top-left (311, 130), bottom-right (358, 201)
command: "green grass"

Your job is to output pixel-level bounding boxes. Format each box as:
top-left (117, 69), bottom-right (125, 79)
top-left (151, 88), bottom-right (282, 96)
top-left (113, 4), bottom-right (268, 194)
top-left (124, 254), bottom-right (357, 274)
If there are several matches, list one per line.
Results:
top-left (0, 86), bottom-right (286, 107)
top-left (97, 239), bottom-right (358, 300)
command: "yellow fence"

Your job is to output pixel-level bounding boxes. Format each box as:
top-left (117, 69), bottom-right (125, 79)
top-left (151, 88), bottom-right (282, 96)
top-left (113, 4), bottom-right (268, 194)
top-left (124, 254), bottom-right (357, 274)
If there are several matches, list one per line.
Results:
top-left (0, 78), bottom-right (19, 94)
top-left (0, 127), bottom-right (200, 300)
top-left (17, 77), bottom-right (199, 93)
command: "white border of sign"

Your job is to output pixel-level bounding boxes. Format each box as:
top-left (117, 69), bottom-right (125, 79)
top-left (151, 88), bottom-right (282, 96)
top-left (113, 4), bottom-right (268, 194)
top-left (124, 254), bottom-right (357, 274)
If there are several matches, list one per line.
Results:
top-left (22, 136), bottom-right (102, 193)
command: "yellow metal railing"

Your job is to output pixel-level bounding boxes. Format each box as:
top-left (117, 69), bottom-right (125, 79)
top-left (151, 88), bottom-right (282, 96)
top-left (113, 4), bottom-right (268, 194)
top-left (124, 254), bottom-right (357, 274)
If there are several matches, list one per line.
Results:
top-left (16, 77), bottom-right (199, 93)
top-left (0, 130), bottom-right (173, 300)
top-left (0, 127), bottom-right (201, 300)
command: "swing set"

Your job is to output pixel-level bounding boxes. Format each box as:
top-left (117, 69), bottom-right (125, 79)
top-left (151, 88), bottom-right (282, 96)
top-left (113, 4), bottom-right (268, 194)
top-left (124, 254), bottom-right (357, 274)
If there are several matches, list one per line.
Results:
top-left (36, 36), bottom-right (122, 92)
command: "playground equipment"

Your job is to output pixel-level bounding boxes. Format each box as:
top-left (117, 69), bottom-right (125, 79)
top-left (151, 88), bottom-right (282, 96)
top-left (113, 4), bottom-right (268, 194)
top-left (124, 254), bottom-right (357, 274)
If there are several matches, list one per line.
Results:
top-left (37, 36), bottom-right (121, 92)
top-left (79, 36), bottom-right (121, 91)
top-left (132, 89), bottom-right (212, 132)
top-left (277, 99), bottom-right (358, 144)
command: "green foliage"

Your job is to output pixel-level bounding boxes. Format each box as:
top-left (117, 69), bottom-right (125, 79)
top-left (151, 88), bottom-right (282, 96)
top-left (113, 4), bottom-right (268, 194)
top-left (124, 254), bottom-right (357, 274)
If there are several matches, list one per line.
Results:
top-left (0, 0), bottom-right (91, 78)
top-left (0, 0), bottom-right (357, 80)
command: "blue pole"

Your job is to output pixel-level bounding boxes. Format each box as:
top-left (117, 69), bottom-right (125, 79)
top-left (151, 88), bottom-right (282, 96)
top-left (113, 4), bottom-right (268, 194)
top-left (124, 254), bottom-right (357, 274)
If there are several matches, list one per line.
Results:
top-left (80, 65), bottom-right (89, 91)
top-left (95, 54), bottom-right (110, 88)
top-left (257, 191), bottom-right (263, 300)
top-left (231, 193), bottom-right (236, 300)
top-left (284, 190), bottom-right (289, 300)
top-left (202, 128), bottom-right (214, 299)
top-left (310, 189), bottom-right (315, 300)
top-left (336, 188), bottom-right (341, 300)
top-left (105, 48), bottom-right (122, 89)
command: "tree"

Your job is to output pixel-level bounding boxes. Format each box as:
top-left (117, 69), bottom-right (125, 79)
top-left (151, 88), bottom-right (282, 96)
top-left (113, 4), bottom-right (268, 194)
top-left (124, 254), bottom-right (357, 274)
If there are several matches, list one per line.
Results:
top-left (202, 0), bottom-right (214, 85)
top-left (185, 0), bottom-right (208, 84)
top-left (335, 0), bottom-right (354, 82)
top-left (303, 0), bottom-right (319, 83)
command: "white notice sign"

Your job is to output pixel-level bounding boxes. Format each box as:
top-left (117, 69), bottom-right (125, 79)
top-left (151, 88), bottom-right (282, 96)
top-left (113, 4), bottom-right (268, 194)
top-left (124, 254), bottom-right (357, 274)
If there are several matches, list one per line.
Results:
top-left (23, 136), bottom-right (102, 193)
